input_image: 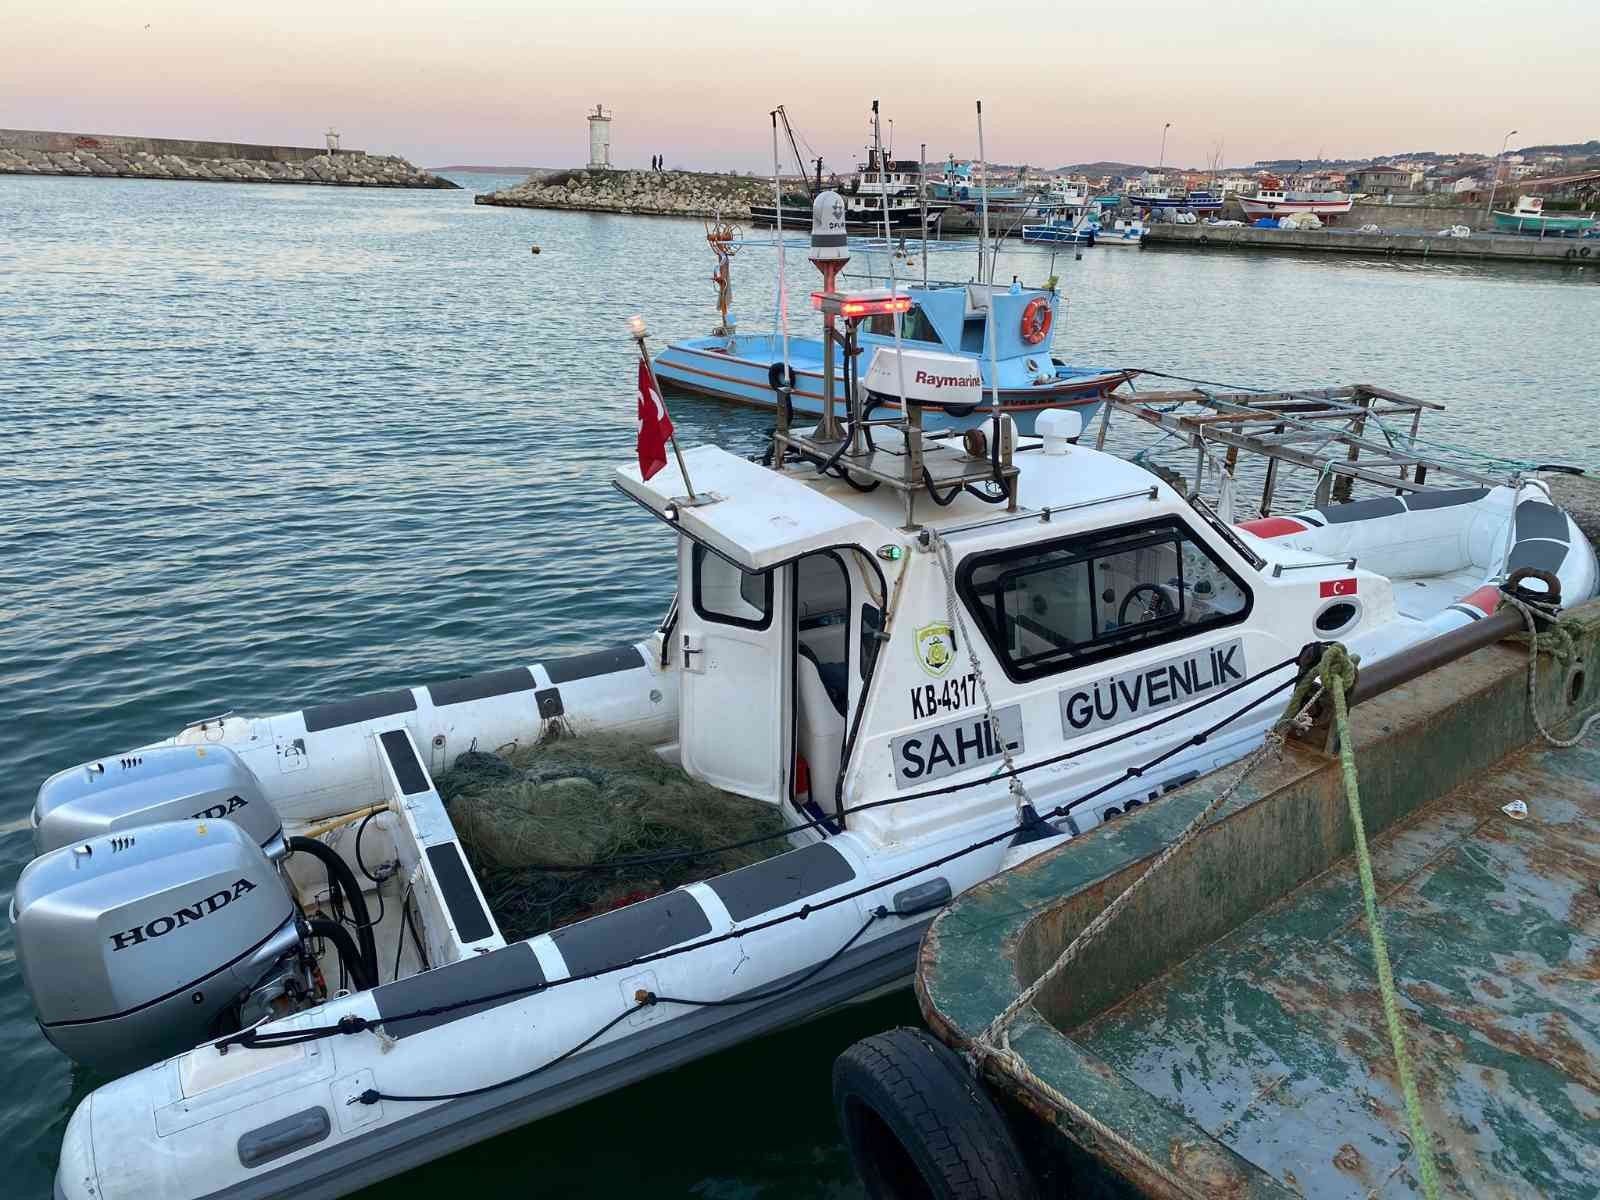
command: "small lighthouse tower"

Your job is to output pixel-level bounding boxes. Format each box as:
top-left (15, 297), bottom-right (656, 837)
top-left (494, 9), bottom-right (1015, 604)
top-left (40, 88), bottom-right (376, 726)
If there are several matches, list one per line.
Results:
top-left (324, 127), bottom-right (341, 152)
top-left (587, 104), bottom-right (612, 169)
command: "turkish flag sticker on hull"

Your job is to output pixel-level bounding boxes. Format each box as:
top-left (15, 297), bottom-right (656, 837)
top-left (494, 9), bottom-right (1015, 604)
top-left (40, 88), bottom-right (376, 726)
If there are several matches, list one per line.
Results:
top-left (1320, 578), bottom-right (1358, 598)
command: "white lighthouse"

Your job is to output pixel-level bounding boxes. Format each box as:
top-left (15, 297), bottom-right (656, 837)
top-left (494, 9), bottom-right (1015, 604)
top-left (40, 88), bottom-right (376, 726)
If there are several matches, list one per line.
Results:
top-left (587, 104), bottom-right (612, 169)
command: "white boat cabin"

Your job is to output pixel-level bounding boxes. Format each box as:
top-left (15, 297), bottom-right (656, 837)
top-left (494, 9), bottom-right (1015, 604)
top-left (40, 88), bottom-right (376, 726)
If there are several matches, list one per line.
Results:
top-left (616, 426), bottom-right (1421, 849)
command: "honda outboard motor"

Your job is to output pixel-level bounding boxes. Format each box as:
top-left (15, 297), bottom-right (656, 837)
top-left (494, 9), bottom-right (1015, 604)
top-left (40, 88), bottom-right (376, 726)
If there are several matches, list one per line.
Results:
top-left (33, 744), bottom-right (284, 860)
top-left (10, 819), bottom-right (308, 1074)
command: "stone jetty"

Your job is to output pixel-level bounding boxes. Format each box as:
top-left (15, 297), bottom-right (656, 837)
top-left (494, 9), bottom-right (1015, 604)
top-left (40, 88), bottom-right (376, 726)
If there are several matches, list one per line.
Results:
top-left (476, 168), bottom-right (768, 218)
top-left (0, 128), bottom-right (457, 189)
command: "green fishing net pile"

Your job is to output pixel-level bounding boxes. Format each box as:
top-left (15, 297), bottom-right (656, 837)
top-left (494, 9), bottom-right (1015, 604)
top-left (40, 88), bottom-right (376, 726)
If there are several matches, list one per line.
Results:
top-left (436, 734), bottom-right (789, 942)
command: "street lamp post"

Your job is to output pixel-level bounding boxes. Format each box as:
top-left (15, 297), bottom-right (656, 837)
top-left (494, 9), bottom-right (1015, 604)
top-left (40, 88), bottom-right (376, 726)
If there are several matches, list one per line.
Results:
top-left (1484, 128), bottom-right (1517, 224)
top-left (1158, 122), bottom-right (1171, 176)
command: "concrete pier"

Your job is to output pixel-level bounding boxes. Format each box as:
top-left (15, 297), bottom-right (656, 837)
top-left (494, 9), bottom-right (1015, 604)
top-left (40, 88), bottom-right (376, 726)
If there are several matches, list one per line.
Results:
top-left (1142, 220), bottom-right (1597, 265)
top-left (0, 128), bottom-right (458, 189)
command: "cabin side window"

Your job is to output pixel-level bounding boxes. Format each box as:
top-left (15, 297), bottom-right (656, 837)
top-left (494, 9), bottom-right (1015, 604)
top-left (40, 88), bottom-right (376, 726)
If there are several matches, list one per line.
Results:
top-left (866, 305), bottom-right (940, 344)
top-left (958, 519), bottom-right (1251, 681)
top-left (693, 544), bottom-right (772, 630)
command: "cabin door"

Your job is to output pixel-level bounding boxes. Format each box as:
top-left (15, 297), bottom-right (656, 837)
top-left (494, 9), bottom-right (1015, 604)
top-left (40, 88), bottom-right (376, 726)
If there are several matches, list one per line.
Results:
top-left (677, 541), bottom-right (792, 802)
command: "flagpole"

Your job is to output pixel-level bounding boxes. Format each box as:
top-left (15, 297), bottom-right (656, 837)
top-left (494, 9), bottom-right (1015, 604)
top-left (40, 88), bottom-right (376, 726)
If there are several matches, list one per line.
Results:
top-left (628, 316), bottom-right (697, 502)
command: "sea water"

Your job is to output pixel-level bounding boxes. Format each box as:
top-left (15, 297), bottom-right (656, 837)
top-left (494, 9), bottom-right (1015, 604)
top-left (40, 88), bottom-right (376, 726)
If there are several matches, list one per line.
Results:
top-left (2, 171), bottom-right (1597, 1199)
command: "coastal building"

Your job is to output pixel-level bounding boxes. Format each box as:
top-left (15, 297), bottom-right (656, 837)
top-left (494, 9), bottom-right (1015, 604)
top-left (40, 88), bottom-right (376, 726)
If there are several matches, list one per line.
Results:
top-left (1351, 166), bottom-right (1417, 196)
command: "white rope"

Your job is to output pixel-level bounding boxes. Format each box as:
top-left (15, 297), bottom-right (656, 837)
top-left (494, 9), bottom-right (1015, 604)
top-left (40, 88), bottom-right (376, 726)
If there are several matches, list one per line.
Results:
top-left (972, 679), bottom-right (1321, 1059)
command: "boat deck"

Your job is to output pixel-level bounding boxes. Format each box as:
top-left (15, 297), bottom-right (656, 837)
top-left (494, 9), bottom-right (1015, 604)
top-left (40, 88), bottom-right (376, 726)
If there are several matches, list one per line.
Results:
top-left (1075, 734), bottom-right (1600, 1198)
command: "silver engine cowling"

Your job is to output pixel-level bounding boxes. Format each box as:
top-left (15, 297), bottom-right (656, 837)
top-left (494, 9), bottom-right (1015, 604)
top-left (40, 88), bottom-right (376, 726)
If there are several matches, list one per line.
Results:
top-left (33, 744), bottom-right (284, 860)
top-left (10, 819), bottom-right (306, 1074)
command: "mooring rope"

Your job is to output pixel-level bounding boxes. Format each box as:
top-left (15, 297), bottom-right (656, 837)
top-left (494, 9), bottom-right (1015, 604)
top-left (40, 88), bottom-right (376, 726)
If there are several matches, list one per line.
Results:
top-left (1319, 644), bottom-right (1442, 1200)
top-left (967, 641), bottom-right (1457, 1200)
top-left (1500, 591), bottom-right (1600, 749)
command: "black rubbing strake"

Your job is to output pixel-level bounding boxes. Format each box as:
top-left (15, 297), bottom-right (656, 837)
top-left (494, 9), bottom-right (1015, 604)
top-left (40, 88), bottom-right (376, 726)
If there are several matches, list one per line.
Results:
top-left (302, 689), bottom-right (417, 733)
top-left (426, 843), bottom-right (495, 945)
top-left (1316, 496), bottom-right (1406, 524)
top-left (427, 667), bottom-right (535, 708)
top-left (542, 645), bottom-right (646, 685)
top-left (373, 943), bottom-right (545, 1040)
top-left (706, 843), bottom-right (856, 922)
top-left (379, 729), bottom-right (430, 795)
top-left (1403, 487), bottom-right (1490, 512)
top-left (550, 890), bottom-right (711, 976)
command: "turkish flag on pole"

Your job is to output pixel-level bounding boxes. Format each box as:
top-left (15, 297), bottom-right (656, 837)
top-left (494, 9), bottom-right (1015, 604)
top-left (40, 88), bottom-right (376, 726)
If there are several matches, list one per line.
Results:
top-left (636, 359), bottom-right (675, 481)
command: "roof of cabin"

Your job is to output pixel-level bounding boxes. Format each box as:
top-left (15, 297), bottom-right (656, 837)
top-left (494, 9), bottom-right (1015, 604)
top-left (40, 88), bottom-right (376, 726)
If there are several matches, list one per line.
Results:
top-left (616, 439), bottom-right (1172, 570)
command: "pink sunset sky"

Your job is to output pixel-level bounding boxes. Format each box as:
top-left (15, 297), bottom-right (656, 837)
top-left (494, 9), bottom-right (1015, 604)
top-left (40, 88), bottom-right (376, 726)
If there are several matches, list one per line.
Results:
top-left (5, 0), bottom-right (1595, 170)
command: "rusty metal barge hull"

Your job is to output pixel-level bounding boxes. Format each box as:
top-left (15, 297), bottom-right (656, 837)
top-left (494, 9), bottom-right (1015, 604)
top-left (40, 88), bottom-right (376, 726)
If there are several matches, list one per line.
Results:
top-left (916, 599), bottom-right (1600, 1198)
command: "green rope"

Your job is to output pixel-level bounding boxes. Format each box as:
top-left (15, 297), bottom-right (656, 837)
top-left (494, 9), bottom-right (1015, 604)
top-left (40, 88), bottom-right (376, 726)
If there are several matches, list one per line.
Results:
top-left (1321, 644), bottom-right (1442, 1200)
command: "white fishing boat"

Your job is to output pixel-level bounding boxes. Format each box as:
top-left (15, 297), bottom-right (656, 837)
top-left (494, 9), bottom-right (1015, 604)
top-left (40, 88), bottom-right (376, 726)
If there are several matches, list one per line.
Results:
top-left (1096, 218), bottom-right (1146, 246)
top-left (1239, 186), bottom-right (1353, 220)
top-left (19, 202), bottom-right (1596, 1200)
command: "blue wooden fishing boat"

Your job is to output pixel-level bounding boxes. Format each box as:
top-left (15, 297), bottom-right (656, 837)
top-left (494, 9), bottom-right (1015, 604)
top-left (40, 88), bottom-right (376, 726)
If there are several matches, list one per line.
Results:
top-left (1128, 187), bottom-right (1223, 212)
top-left (1021, 215), bottom-right (1098, 245)
top-left (652, 279), bottom-right (1131, 435)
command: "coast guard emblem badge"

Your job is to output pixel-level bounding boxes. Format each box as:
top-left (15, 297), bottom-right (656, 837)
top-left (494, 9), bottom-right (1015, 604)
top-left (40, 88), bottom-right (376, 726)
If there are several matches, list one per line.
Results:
top-left (915, 622), bottom-right (956, 677)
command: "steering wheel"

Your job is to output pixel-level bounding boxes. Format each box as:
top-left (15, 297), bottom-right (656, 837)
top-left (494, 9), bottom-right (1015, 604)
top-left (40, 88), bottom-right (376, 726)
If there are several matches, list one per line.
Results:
top-left (1118, 584), bottom-right (1175, 626)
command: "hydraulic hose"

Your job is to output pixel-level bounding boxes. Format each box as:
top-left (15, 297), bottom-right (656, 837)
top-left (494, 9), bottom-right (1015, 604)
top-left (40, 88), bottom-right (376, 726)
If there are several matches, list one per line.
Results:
top-left (306, 917), bottom-right (375, 992)
top-left (288, 835), bottom-right (380, 988)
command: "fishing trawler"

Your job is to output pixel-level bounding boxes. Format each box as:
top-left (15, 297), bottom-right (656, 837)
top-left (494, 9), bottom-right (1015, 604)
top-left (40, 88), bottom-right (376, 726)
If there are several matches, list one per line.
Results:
top-left (748, 107), bottom-right (944, 234)
top-left (20, 185), bottom-right (1598, 1200)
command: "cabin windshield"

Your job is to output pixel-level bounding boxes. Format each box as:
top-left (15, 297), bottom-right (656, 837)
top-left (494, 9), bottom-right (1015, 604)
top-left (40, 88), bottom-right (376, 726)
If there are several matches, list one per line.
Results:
top-left (958, 519), bottom-right (1251, 681)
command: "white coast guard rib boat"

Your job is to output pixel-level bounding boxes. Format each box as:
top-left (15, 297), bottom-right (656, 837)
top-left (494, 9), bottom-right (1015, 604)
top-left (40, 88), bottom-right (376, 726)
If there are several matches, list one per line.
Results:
top-left (18, 223), bottom-right (1596, 1200)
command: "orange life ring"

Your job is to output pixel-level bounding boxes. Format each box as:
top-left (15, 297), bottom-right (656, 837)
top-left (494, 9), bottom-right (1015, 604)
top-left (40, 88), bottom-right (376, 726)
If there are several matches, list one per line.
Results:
top-left (1020, 297), bottom-right (1052, 344)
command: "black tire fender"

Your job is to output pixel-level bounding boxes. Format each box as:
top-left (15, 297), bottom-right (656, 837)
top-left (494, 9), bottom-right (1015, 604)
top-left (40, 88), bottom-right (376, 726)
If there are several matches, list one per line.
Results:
top-left (833, 1028), bottom-right (1036, 1200)
top-left (1581, 246), bottom-right (1592, 258)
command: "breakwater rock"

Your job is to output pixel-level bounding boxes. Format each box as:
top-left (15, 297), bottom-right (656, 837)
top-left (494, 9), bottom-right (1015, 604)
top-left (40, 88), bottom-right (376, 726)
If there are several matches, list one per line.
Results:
top-left (0, 128), bottom-right (457, 189)
top-left (476, 168), bottom-right (768, 218)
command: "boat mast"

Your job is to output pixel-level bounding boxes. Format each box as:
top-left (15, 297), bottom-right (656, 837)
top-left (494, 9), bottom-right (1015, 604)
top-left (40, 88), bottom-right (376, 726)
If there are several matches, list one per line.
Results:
top-left (976, 99), bottom-right (993, 282)
top-left (775, 105), bottom-right (811, 197)
top-left (919, 142), bottom-right (929, 288)
top-left (770, 109), bottom-right (791, 391)
top-left (873, 100), bottom-right (909, 459)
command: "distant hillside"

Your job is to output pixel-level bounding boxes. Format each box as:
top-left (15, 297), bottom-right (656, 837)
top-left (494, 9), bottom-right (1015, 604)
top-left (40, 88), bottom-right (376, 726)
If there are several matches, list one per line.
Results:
top-left (1053, 161), bottom-right (1147, 176)
top-left (1516, 140), bottom-right (1599, 157)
